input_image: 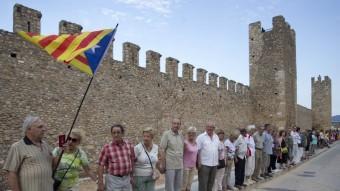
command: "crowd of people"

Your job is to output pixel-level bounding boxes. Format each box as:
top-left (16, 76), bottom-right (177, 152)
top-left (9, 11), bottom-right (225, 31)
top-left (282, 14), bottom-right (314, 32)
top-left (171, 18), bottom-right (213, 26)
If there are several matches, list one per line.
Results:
top-left (3, 115), bottom-right (339, 191)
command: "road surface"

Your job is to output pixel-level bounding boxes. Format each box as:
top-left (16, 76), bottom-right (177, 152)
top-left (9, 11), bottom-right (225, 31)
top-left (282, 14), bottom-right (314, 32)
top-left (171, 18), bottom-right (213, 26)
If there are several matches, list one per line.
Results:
top-left (252, 142), bottom-right (340, 191)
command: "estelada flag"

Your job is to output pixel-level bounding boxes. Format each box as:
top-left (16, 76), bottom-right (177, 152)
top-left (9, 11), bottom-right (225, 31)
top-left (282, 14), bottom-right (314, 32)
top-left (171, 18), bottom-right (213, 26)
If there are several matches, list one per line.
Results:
top-left (18, 25), bottom-right (117, 76)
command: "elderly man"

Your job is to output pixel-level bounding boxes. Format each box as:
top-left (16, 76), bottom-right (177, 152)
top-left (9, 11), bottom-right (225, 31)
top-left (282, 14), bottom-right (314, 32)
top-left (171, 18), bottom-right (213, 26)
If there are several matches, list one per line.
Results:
top-left (252, 125), bottom-right (265, 181)
top-left (196, 122), bottom-right (219, 191)
top-left (3, 115), bottom-right (54, 191)
top-left (263, 124), bottom-right (273, 177)
top-left (234, 128), bottom-right (248, 189)
top-left (160, 118), bottom-right (184, 191)
top-left (291, 126), bottom-right (301, 165)
top-left (97, 124), bottom-right (135, 191)
top-left (245, 125), bottom-right (256, 185)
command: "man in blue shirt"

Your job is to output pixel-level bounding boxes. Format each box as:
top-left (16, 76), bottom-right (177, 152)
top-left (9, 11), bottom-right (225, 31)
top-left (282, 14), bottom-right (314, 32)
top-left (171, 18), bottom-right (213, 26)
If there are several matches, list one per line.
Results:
top-left (262, 124), bottom-right (273, 177)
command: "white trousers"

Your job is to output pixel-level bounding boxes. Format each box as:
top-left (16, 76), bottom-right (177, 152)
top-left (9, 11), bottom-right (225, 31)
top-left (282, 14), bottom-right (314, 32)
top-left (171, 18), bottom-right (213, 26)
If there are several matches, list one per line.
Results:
top-left (213, 167), bottom-right (225, 191)
top-left (292, 144), bottom-right (301, 164)
top-left (245, 155), bottom-right (255, 177)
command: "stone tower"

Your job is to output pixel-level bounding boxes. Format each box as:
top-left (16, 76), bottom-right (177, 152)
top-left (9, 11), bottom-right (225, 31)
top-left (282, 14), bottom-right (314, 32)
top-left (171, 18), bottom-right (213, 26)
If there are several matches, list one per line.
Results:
top-left (59, 20), bottom-right (83, 35)
top-left (312, 76), bottom-right (332, 129)
top-left (249, 16), bottom-right (296, 128)
top-left (13, 4), bottom-right (42, 34)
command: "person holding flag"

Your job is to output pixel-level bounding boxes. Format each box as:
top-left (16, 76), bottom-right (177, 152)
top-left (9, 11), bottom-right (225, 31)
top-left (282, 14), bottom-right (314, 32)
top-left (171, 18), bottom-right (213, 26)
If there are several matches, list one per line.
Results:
top-left (17, 24), bottom-right (119, 190)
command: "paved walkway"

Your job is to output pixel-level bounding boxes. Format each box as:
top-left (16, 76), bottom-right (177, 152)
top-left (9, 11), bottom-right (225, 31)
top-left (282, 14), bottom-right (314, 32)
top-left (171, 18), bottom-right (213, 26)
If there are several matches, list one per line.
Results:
top-left (251, 142), bottom-right (340, 191)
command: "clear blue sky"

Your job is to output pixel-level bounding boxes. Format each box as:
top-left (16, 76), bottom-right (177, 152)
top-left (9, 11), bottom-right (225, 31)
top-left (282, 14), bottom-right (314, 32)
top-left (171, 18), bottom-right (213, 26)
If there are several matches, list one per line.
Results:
top-left (1, 0), bottom-right (339, 116)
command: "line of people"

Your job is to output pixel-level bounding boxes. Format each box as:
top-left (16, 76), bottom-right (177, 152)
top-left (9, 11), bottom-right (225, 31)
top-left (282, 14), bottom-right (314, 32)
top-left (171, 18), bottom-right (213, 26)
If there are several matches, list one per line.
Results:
top-left (3, 116), bottom-right (338, 191)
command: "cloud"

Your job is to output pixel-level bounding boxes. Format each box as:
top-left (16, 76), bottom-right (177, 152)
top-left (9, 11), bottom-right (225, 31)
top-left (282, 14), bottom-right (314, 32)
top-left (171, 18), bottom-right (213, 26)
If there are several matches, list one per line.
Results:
top-left (113, 0), bottom-right (180, 15)
top-left (134, 16), bottom-right (152, 23)
top-left (100, 8), bottom-right (127, 22)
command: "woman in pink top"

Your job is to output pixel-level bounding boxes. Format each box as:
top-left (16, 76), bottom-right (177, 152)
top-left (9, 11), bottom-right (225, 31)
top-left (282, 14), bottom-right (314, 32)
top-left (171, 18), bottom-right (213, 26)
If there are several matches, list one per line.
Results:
top-left (182, 126), bottom-right (198, 191)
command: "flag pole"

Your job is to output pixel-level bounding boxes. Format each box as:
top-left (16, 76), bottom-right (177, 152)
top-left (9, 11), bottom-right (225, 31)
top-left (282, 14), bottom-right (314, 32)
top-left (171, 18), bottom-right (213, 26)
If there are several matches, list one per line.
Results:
top-left (53, 24), bottom-right (118, 177)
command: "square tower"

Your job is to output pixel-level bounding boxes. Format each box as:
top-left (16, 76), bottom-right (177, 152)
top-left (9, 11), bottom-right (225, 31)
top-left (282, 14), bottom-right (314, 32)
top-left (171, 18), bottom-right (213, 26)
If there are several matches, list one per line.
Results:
top-left (312, 76), bottom-right (332, 129)
top-left (249, 16), bottom-right (297, 128)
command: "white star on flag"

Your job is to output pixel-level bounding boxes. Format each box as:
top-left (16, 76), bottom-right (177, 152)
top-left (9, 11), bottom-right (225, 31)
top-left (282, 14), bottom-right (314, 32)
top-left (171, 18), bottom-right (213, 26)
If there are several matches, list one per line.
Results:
top-left (90, 45), bottom-right (100, 54)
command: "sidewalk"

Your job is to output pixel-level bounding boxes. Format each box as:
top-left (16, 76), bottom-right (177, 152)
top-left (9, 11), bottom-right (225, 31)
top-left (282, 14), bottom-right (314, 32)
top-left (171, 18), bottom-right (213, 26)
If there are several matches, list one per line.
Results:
top-left (243, 141), bottom-right (338, 191)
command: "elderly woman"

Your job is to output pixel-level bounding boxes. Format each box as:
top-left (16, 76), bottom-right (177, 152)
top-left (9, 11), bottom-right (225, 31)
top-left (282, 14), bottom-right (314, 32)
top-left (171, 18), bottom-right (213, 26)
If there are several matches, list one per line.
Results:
top-left (52, 129), bottom-right (96, 191)
top-left (222, 129), bottom-right (239, 191)
top-left (134, 127), bottom-right (159, 191)
top-left (182, 126), bottom-right (198, 191)
top-left (212, 129), bottom-right (226, 191)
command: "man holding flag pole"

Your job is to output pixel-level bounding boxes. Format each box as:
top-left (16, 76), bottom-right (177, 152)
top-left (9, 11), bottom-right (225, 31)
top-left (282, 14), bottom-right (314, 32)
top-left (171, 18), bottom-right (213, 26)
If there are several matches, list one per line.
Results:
top-left (9, 24), bottom-right (119, 191)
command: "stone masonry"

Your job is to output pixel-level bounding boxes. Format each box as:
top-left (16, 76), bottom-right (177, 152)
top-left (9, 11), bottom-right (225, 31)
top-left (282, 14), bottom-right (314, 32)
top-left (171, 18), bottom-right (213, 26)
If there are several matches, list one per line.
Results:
top-left (312, 76), bottom-right (332, 129)
top-left (0, 4), bottom-right (333, 188)
top-left (249, 16), bottom-right (297, 129)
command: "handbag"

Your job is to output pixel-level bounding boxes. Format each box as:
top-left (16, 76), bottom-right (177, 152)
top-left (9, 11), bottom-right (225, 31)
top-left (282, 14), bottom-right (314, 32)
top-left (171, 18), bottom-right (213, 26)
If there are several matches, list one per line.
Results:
top-left (141, 143), bottom-right (160, 180)
top-left (217, 159), bottom-right (225, 169)
top-left (281, 147), bottom-right (288, 154)
top-left (53, 149), bottom-right (79, 191)
top-left (246, 147), bottom-right (252, 157)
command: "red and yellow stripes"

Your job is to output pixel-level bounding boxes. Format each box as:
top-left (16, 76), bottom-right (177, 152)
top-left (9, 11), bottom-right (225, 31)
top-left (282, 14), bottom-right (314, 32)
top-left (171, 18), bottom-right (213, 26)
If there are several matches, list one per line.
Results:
top-left (18, 29), bottom-right (112, 76)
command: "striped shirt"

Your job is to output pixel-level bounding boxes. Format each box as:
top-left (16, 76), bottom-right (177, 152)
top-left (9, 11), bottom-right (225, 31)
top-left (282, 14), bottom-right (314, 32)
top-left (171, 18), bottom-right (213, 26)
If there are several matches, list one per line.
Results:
top-left (98, 139), bottom-right (135, 176)
top-left (3, 136), bottom-right (53, 191)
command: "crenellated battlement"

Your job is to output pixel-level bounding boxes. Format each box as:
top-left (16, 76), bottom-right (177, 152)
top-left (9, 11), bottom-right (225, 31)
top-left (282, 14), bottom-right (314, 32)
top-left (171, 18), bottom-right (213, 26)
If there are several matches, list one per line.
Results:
top-left (249, 15), bottom-right (294, 35)
top-left (115, 41), bottom-right (249, 95)
top-left (59, 20), bottom-right (83, 35)
top-left (312, 75), bottom-right (332, 86)
top-left (13, 4), bottom-right (42, 34)
top-left (182, 63), bottom-right (194, 81)
top-left (8, 3), bottom-right (249, 96)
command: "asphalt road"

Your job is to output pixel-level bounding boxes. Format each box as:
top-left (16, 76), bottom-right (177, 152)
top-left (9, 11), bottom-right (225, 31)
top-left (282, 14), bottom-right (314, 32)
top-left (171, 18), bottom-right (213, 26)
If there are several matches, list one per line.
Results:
top-left (252, 142), bottom-right (340, 191)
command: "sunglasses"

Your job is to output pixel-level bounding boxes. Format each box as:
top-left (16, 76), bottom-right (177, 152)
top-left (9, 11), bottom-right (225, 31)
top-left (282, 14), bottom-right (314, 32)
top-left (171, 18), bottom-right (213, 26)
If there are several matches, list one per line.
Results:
top-left (68, 137), bottom-right (79, 142)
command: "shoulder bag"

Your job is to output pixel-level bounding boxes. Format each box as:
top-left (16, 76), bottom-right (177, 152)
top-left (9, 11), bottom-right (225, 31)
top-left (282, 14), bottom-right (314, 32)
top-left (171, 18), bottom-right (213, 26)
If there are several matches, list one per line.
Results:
top-left (141, 143), bottom-right (160, 180)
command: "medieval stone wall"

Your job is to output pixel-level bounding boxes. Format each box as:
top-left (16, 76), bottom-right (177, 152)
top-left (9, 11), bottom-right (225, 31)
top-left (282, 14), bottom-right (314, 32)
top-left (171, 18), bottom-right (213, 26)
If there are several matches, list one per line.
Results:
top-left (0, 4), bottom-right (252, 187)
top-left (296, 104), bottom-right (312, 130)
top-left (0, 3), bottom-right (333, 189)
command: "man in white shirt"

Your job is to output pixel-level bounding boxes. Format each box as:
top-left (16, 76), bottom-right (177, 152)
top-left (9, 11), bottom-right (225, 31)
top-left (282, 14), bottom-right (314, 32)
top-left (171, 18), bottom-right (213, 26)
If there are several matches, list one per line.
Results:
top-left (234, 128), bottom-right (248, 189)
top-left (291, 127), bottom-right (301, 164)
top-left (245, 125), bottom-right (256, 185)
top-left (196, 122), bottom-right (219, 191)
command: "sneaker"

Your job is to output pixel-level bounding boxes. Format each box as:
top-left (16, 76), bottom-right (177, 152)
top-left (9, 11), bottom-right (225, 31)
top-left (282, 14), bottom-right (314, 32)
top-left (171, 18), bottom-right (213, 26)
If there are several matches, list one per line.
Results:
top-left (266, 173), bottom-right (273, 177)
top-left (258, 176), bottom-right (265, 180)
top-left (227, 186), bottom-right (239, 191)
top-left (235, 185), bottom-right (243, 190)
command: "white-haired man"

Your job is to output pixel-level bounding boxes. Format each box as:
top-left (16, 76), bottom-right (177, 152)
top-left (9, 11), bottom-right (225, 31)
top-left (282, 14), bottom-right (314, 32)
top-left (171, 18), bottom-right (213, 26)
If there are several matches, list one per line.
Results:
top-left (196, 122), bottom-right (220, 191)
top-left (3, 115), bottom-right (54, 191)
top-left (244, 125), bottom-right (256, 185)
